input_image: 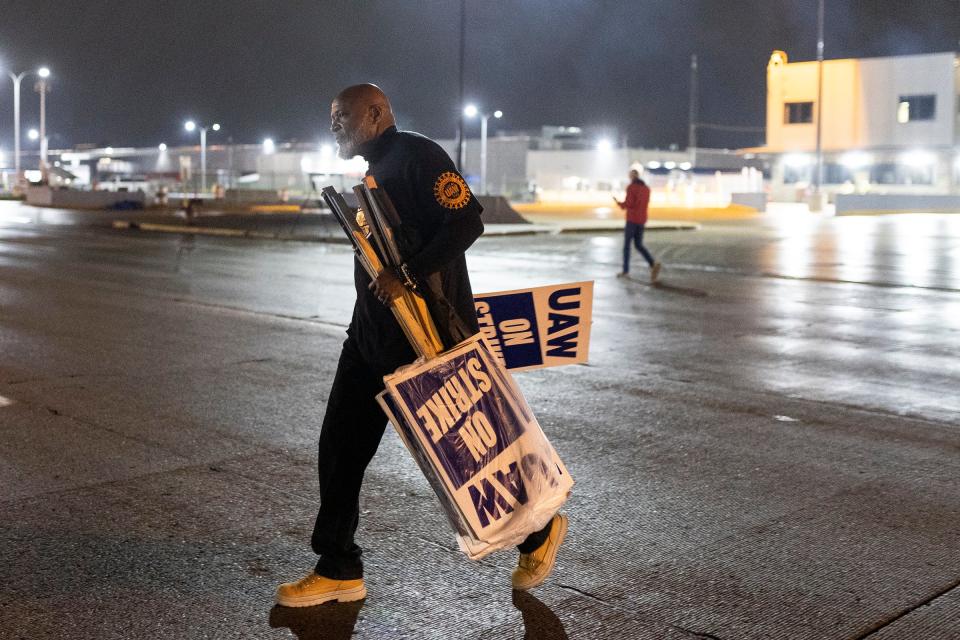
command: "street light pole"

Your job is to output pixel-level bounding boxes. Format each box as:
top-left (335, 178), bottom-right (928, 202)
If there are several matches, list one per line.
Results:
top-left (464, 105), bottom-right (502, 195)
top-left (813, 0), bottom-right (825, 204)
top-left (200, 126), bottom-right (207, 192)
top-left (184, 120), bottom-right (220, 193)
top-left (456, 0), bottom-right (466, 171)
top-left (7, 72), bottom-right (25, 180)
top-left (6, 68), bottom-right (48, 181)
top-left (4, 67), bottom-right (50, 185)
top-left (688, 54), bottom-right (699, 169)
top-left (36, 68), bottom-right (50, 178)
top-left (479, 113), bottom-right (488, 195)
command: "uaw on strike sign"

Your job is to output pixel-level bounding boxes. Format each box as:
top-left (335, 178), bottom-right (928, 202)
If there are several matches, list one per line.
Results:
top-left (378, 334), bottom-right (573, 559)
top-left (474, 281), bottom-right (593, 372)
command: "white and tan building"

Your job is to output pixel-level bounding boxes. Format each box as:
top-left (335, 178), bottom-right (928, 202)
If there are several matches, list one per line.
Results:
top-left (758, 49), bottom-right (960, 200)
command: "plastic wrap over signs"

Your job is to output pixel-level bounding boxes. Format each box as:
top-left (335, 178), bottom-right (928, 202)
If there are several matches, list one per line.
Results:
top-left (376, 333), bottom-right (572, 560)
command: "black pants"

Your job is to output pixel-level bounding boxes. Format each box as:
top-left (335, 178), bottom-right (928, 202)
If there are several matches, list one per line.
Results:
top-left (311, 340), bottom-right (552, 579)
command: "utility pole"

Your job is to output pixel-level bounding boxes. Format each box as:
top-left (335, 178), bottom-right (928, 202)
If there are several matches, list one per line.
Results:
top-left (35, 68), bottom-right (51, 180)
top-left (813, 0), bottom-right (825, 208)
top-left (688, 54), bottom-right (699, 169)
top-left (456, 0), bottom-right (466, 171)
top-left (200, 127), bottom-right (207, 192)
top-left (227, 136), bottom-right (234, 190)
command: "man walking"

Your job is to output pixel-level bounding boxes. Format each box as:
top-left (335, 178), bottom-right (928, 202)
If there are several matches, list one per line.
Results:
top-left (276, 84), bottom-right (566, 607)
top-left (614, 169), bottom-right (661, 282)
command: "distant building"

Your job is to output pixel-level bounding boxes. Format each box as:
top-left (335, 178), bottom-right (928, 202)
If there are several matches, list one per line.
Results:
top-left (445, 126), bottom-right (761, 201)
top-left (754, 50), bottom-right (960, 200)
top-left (28, 128), bottom-right (759, 203)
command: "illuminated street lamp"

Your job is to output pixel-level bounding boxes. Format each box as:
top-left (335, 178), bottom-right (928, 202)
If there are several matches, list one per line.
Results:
top-left (4, 65), bottom-right (52, 180)
top-left (184, 120), bottom-right (220, 192)
top-left (27, 128), bottom-right (39, 141)
top-left (463, 104), bottom-right (502, 195)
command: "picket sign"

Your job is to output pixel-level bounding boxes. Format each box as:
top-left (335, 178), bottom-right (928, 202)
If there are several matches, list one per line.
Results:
top-left (377, 333), bottom-right (573, 560)
top-left (474, 281), bottom-right (593, 372)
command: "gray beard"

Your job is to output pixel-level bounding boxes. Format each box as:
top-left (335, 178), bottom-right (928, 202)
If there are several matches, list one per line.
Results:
top-left (336, 132), bottom-right (364, 160)
top-left (336, 142), bottom-right (356, 160)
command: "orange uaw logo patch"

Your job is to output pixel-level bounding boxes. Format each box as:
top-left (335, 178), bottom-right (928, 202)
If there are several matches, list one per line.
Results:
top-left (433, 172), bottom-right (471, 210)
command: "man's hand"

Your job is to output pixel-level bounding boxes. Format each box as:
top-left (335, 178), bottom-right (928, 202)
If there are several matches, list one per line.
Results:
top-left (612, 196), bottom-right (622, 207)
top-left (369, 269), bottom-right (406, 305)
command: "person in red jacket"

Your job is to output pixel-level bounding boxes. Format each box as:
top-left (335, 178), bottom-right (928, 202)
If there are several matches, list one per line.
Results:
top-left (614, 169), bottom-right (661, 282)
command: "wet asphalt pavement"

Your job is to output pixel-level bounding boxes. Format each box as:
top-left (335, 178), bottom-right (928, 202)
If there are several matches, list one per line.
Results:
top-left (1, 202), bottom-right (959, 639)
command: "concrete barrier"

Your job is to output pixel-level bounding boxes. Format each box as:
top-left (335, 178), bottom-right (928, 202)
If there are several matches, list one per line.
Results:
top-left (223, 188), bottom-right (287, 205)
top-left (835, 194), bottom-right (960, 215)
top-left (477, 196), bottom-right (529, 224)
top-left (26, 186), bottom-right (146, 209)
top-left (730, 192), bottom-right (767, 212)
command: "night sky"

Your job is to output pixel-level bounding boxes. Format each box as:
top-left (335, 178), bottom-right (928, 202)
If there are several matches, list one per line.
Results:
top-left (0, 1), bottom-right (957, 151)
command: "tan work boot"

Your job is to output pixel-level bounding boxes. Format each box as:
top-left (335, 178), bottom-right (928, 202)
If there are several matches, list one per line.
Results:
top-left (275, 572), bottom-right (366, 607)
top-left (511, 513), bottom-right (568, 590)
top-left (650, 261), bottom-right (662, 283)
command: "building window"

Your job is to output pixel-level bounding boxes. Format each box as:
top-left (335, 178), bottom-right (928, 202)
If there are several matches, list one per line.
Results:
top-left (782, 163), bottom-right (853, 186)
top-left (870, 162), bottom-right (934, 186)
top-left (824, 163), bottom-right (853, 185)
top-left (784, 101), bottom-right (814, 124)
top-left (897, 95), bottom-right (936, 123)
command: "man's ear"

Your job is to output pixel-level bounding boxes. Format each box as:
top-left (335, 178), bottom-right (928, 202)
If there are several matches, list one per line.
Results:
top-left (368, 104), bottom-right (383, 125)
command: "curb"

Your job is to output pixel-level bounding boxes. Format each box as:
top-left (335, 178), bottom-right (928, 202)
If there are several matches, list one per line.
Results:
top-left (111, 219), bottom-right (700, 241)
top-left (835, 209), bottom-right (960, 217)
top-left (540, 222), bottom-right (701, 233)
top-left (111, 220), bottom-right (345, 242)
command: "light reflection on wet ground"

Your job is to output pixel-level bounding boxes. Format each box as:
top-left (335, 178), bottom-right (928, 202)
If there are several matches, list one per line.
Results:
top-left (2, 204), bottom-right (960, 638)
top-left (759, 213), bottom-right (960, 290)
top-left (470, 211), bottom-right (960, 425)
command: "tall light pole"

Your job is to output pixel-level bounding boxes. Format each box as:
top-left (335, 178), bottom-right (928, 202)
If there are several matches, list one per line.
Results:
top-left (184, 120), bottom-right (220, 192)
top-left (35, 67), bottom-right (50, 179)
top-left (456, 0), bottom-right (466, 171)
top-left (7, 72), bottom-right (25, 180)
top-left (813, 0), bottom-right (825, 206)
top-left (688, 54), bottom-right (699, 169)
top-left (5, 66), bottom-right (50, 181)
top-left (26, 128), bottom-right (40, 179)
top-left (464, 104), bottom-right (502, 195)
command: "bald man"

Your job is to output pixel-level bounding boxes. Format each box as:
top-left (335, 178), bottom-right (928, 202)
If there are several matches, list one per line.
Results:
top-left (276, 85), bottom-right (566, 607)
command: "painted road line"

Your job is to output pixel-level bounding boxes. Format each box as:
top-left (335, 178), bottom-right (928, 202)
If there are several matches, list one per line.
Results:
top-left (249, 204), bottom-right (302, 213)
top-left (113, 220), bottom-right (282, 239)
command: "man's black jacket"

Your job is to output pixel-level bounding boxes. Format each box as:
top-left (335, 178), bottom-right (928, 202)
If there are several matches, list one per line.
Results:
top-left (348, 126), bottom-right (484, 372)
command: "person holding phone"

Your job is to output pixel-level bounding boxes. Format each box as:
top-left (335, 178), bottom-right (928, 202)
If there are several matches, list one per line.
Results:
top-left (613, 169), bottom-right (661, 282)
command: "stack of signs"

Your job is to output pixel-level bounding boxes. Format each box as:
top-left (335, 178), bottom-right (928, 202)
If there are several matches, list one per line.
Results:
top-left (322, 180), bottom-right (577, 559)
top-left (320, 181), bottom-right (446, 360)
top-left (377, 333), bottom-right (573, 560)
